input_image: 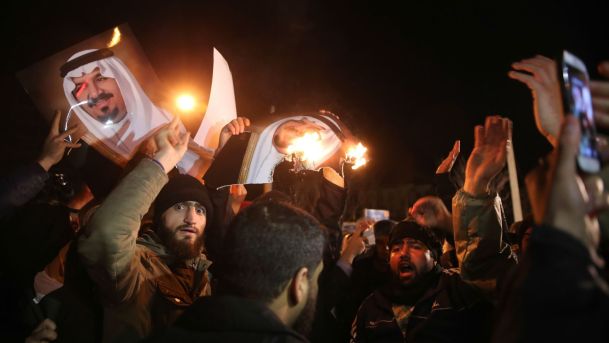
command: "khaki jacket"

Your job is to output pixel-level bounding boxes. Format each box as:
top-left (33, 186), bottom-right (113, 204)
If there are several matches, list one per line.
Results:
top-left (78, 159), bottom-right (211, 342)
top-left (452, 189), bottom-right (517, 295)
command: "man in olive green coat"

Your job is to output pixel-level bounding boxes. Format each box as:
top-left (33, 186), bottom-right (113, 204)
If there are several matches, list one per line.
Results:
top-left (78, 117), bottom-right (213, 342)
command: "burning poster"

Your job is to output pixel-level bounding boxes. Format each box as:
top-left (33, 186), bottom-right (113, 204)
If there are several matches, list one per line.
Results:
top-left (204, 111), bottom-right (367, 188)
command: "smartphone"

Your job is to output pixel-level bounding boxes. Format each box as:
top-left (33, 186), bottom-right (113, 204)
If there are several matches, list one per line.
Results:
top-left (363, 208), bottom-right (390, 222)
top-left (560, 50), bottom-right (601, 173)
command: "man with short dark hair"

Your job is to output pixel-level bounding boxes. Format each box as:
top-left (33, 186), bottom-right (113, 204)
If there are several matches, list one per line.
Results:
top-left (78, 117), bottom-right (213, 342)
top-left (149, 200), bottom-right (326, 342)
top-left (351, 220), bottom-right (492, 343)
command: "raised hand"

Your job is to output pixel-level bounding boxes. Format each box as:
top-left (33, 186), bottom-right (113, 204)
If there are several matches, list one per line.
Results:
top-left (339, 218), bottom-right (374, 265)
top-left (218, 117), bottom-right (251, 152)
top-left (525, 116), bottom-right (607, 250)
top-left (409, 196), bottom-right (452, 235)
top-left (152, 116), bottom-right (190, 173)
top-left (37, 110), bottom-right (82, 171)
top-left (25, 318), bottom-right (57, 343)
top-left (436, 140), bottom-right (460, 174)
top-left (463, 116), bottom-right (511, 197)
top-left (509, 55), bottom-right (563, 147)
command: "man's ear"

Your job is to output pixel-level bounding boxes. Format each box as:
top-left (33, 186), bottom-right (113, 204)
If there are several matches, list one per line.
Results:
top-left (288, 267), bottom-right (309, 307)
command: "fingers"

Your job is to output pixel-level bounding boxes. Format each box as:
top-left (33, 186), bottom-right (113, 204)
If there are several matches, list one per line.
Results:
top-left (474, 125), bottom-right (484, 148)
top-left (354, 218), bottom-right (374, 237)
top-left (583, 176), bottom-right (609, 215)
top-left (452, 140), bottom-right (460, 154)
top-left (57, 126), bottom-right (79, 140)
top-left (483, 116), bottom-right (510, 145)
top-left (66, 144), bottom-right (82, 149)
top-left (236, 117), bottom-right (250, 132)
top-left (27, 319), bottom-right (57, 343)
top-left (589, 80), bottom-right (609, 95)
top-left (509, 56), bottom-right (558, 95)
top-left (514, 55), bottom-right (556, 73)
top-left (168, 115), bottom-right (180, 131)
top-left (508, 71), bottom-right (540, 91)
top-left (177, 131), bottom-right (190, 150)
top-left (223, 117), bottom-right (251, 136)
top-left (225, 121), bottom-right (238, 135)
top-left (594, 111), bottom-right (609, 129)
top-left (229, 184), bottom-right (247, 196)
top-left (49, 110), bottom-right (62, 137)
top-left (592, 97), bottom-right (609, 115)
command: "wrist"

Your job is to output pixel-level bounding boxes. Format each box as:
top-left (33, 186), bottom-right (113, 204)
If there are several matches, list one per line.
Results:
top-left (152, 152), bottom-right (176, 174)
top-left (338, 253), bottom-right (356, 266)
top-left (463, 178), bottom-right (490, 197)
top-left (37, 156), bottom-right (54, 172)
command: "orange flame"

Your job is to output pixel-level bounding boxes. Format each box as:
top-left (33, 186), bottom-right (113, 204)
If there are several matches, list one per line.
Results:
top-left (287, 132), bottom-right (323, 162)
top-left (107, 27), bottom-right (121, 48)
top-left (346, 142), bottom-right (368, 169)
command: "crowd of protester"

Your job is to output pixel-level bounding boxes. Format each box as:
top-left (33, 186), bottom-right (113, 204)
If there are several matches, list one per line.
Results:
top-left (2, 55), bottom-right (609, 343)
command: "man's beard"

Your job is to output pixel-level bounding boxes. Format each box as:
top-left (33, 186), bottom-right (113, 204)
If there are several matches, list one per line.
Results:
top-left (96, 106), bottom-right (121, 124)
top-left (292, 283), bottom-right (317, 336)
top-left (87, 93), bottom-right (125, 124)
top-left (158, 224), bottom-right (205, 261)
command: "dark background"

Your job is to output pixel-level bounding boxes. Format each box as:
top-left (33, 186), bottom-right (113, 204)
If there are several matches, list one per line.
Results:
top-left (3, 0), bottom-right (609, 187)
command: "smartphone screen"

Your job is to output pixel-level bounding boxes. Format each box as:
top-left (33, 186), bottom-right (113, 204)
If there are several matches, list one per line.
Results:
top-left (362, 209), bottom-right (390, 246)
top-left (561, 51), bottom-right (601, 173)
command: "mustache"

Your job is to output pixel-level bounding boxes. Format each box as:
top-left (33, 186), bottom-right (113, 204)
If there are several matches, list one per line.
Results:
top-left (176, 224), bottom-right (199, 232)
top-left (87, 92), bottom-right (113, 107)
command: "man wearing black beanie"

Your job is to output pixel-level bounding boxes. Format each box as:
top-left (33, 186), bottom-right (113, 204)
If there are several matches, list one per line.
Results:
top-left (350, 220), bottom-right (493, 343)
top-left (78, 117), bottom-right (214, 342)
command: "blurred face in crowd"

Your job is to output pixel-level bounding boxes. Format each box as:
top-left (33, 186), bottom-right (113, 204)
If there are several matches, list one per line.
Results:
top-left (159, 201), bottom-right (207, 260)
top-left (389, 238), bottom-right (435, 286)
top-left (70, 67), bottom-right (127, 124)
top-left (273, 118), bottom-right (326, 154)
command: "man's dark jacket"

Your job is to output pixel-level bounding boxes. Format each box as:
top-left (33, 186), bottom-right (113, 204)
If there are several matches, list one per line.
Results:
top-left (351, 268), bottom-right (492, 343)
top-left (148, 295), bottom-right (308, 343)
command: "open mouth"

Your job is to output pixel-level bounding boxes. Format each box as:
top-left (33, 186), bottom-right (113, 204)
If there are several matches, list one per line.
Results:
top-left (398, 262), bottom-right (414, 277)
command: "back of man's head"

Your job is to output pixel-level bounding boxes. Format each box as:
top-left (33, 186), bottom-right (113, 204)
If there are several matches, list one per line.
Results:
top-left (215, 201), bottom-right (325, 303)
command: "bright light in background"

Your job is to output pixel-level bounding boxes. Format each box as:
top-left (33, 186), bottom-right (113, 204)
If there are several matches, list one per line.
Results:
top-left (346, 142), bottom-right (368, 169)
top-left (176, 94), bottom-right (196, 112)
top-left (107, 27), bottom-right (121, 48)
top-left (287, 132), bottom-right (323, 162)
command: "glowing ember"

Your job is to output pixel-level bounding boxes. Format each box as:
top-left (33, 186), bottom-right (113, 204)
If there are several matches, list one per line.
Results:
top-left (287, 132), bottom-right (323, 162)
top-left (176, 94), bottom-right (196, 112)
top-left (107, 27), bottom-right (122, 48)
top-left (346, 142), bottom-right (368, 169)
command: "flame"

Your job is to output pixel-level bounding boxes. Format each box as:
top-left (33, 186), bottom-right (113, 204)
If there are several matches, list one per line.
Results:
top-left (107, 27), bottom-right (121, 48)
top-left (346, 142), bottom-right (368, 169)
top-left (176, 94), bottom-right (196, 112)
top-left (287, 132), bottom-right (323, 162)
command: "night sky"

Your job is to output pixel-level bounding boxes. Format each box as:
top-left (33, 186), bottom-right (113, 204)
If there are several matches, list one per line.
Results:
top-left (3, 0), bottom-right (609, 187)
